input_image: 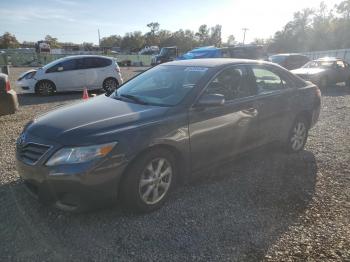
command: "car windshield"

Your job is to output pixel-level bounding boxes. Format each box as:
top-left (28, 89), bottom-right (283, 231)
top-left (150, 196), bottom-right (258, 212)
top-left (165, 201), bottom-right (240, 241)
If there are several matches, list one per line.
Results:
top-left (159, 48), bottom-right (175, 56)
top-left (112, 65), bottom-right (208, 106)
top-left (42, 57), bottom-right (66, 69)
top-left (303, 60), bottom-right (334, 68)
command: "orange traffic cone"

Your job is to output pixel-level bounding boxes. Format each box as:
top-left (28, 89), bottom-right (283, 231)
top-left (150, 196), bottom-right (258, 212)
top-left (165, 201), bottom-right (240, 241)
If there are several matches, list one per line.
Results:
top-left (82, 88), bottom-right (89, 100)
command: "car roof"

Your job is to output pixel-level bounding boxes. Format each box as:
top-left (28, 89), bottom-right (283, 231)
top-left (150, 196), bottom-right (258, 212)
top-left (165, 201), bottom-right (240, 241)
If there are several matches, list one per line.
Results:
top-left (164, 58), bottom-right (273, 68)
top-left (62, 55), bottom-right (113, 60)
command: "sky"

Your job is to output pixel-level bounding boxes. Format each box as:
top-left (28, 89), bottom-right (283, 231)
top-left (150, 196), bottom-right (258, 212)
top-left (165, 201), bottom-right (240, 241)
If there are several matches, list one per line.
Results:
top-left (0, 0), bottom-right (344, 45)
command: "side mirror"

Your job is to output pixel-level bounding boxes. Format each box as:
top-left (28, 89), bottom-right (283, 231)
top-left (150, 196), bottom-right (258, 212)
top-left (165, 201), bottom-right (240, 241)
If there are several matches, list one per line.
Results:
top-left (57, 66), bottom-right (64, 72)
top-left (196, 94), bottom-right (225, 107)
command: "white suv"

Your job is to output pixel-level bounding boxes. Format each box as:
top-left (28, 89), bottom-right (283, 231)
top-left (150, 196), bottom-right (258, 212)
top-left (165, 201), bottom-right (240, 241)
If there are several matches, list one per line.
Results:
top-left (16, 55), bottom-right (123, 95)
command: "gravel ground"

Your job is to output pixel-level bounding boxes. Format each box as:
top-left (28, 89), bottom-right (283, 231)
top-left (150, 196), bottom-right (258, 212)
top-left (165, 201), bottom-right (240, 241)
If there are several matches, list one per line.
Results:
top-left (0, 70), bottom-right (349, 261)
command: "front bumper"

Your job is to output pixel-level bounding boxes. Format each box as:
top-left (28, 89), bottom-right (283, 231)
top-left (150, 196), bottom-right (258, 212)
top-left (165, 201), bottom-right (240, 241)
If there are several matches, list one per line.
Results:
top-left (16, 135), bottom-right (128, 211)
top-left (16, 78), bottom-right (36, 94)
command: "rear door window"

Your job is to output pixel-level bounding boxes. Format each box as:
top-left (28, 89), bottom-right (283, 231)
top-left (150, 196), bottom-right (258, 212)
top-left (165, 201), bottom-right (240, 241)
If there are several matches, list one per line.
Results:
top-left (82, 57), bottom-right (111, 69)
top-left (251, 67), bottom-right (287, 94)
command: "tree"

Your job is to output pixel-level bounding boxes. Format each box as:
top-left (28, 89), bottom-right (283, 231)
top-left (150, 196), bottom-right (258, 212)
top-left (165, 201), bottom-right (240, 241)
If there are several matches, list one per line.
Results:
top-left (44, 35), bottom-right (61, 48)
top-left (147, 22), bottom-right (160, 35)
top-left (196, 24), bottom-right (210, 46)
top-left (145, 22), bottom-right (160, 46)
top-left (336, 0), bottom-right (350, 19)
top-left (209, 25), bottom-right (222, 47)
top-left (121, 31), bottom-right (145, 52)
top-left (0, 32), bottom-right (20, 49)
top-left (100, 35), bottom-right (122, 48)
top-left (226, 35), bottom-right (236, 46)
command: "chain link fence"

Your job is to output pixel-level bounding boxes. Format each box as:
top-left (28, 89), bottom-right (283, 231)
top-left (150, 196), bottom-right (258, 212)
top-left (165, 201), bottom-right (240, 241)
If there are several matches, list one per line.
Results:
top-left (0, 52), bottom-right (152, 67)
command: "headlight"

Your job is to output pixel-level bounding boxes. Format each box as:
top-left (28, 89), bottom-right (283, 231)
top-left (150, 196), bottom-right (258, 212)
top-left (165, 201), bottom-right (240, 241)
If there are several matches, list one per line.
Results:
top-left (46, 142), bottom-right (117, 166)
top-left (25, 71), bottom-right (36, 79)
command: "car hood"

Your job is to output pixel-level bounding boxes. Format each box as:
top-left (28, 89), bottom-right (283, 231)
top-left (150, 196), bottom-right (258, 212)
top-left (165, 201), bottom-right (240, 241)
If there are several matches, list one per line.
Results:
top-left (27, 95), bottom-right (169, 145)
top-left (291, 68), bottom-right (326, 75)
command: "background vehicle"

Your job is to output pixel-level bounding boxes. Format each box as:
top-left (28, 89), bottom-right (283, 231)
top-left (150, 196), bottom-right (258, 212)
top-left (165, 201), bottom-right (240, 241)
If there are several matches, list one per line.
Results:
top-left (291, 57), bottom-right (350, 89)
top-left (151, 46), bottom-right (178, 66)
top-left (16, 55), bottom-right (123, 95)
top-left (16, 59), bottom-right (321, 213)
top-left (139, 46), bottom-right (160, 55)
top-left (178, 45), bottom-right (267, 61)
top-left (35, 41), bottom-right (51, 53)
top-left (269, 53), bottom-right (310, 70)
top-left (0, 73), bottom-right (18, 116)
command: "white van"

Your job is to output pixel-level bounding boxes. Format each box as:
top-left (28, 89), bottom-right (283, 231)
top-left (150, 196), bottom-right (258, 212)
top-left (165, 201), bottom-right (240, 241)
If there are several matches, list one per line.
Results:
top-left (16, 55), bottom-right (123, 95)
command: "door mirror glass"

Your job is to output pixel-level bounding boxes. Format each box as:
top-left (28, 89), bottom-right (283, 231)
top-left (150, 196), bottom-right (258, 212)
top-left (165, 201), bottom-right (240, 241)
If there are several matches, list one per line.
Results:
top-left (196, 94), bottom-right (225, 107)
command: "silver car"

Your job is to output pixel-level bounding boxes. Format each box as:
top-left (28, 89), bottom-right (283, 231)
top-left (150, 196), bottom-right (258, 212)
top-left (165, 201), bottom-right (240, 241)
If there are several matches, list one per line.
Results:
top-left (291, 57), bottom-right (350, 89)
top-left (16, 55), bottom-right (123, 95)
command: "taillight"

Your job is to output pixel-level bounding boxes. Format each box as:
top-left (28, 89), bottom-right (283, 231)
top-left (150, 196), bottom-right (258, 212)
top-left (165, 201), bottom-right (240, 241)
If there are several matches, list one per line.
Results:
top-left (5, 80), bottom-right (11, 92)
top-left (115, 66), bottom-right (120, 73)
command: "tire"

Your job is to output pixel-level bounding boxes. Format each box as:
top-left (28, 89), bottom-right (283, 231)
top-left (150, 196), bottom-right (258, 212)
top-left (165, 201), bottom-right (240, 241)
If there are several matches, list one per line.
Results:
top-left (319, 76), bottom-right (328, 90)
top-left (103, 78), bottom-right (118, 93)
top-left (120, 148), bottom-right (176, 213)
top-left (35, 80), bottom-right (56, 96)
top-left (286, 116), bottom-right (309, 153)
top-left (346, 77), bottom-right (350, 88)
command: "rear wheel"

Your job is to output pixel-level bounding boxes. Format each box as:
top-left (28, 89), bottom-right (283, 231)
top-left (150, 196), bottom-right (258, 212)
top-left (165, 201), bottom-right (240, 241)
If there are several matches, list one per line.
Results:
top-left (102, 78), bottom-right (118, 93)
top-left (35, 80), bottom-right (56, 96)
top-left (120, 148), bottom-right (176, 213)
top-left (286, 116), bottom-right (309, 153)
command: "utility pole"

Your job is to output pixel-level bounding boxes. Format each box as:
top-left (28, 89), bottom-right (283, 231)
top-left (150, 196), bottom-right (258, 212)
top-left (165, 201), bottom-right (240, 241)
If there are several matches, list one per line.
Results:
top-left (242, 28), bottom-right (249, 45)
top-left (98, 29), bottom-right (101, 47)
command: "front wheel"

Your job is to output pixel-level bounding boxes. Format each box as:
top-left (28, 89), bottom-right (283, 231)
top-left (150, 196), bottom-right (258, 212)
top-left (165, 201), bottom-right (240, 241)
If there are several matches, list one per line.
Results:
top-left (318, 76), bottom-right (329, 90)
top-left (286, 116), bottom-right (309, 153)
top-left (103, 78), bottom-right (118, 93)
top-left (120, 149), bottom-right (176, 213)
top-left (35, 81), bottom-right (56, 96)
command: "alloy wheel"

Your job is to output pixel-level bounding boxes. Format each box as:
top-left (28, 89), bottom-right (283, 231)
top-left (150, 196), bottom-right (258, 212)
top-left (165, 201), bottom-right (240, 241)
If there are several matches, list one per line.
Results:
top-left (103, 78), bottom-right (117, 93)
top-left (138, 158), bottom-right (172, 205)
top-left (290, 121), bottom-right (307, 151)
top-left (37, 81), bottom-right (54, 95)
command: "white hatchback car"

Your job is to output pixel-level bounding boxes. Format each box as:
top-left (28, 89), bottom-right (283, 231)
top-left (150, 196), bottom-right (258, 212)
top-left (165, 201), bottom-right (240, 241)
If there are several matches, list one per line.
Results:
top-left (16, 55), bottom-right (123, 95)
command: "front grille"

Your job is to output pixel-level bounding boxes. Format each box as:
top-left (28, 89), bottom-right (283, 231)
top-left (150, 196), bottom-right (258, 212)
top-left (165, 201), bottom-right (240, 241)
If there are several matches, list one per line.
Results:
top-left (18, 143), bottom-right (51, 165)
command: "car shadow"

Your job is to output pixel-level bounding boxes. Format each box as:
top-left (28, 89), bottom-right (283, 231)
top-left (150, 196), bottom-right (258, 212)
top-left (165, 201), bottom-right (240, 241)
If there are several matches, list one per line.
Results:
top-left (1, 148), bottom-right (317, 261)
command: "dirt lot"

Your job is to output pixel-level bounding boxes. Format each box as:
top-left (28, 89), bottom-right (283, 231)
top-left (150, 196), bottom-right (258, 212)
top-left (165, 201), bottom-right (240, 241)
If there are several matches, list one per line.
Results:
top-left (0, 68), bottom-right (349, 261)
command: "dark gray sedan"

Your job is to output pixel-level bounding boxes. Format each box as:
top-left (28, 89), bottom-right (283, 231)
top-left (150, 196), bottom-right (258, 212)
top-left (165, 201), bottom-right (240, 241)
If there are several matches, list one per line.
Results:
top-left (291, 57), bottom-right (350, 89)
top-left (16, 59), bottom-right (321, 213)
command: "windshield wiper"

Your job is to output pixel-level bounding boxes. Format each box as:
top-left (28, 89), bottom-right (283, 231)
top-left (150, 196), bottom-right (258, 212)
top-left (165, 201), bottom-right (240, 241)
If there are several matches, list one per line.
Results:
top-left (119, 94), bottom-right (149, 105)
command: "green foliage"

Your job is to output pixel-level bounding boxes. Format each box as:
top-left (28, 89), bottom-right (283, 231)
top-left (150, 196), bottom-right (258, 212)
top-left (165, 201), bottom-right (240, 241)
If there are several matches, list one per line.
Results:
top-left (0, 32), bottom-right (20, 49)
top-left (268, 0), bottom-right (350, 53)
top-left (44, 35), bottom-right (61, 48)
top-left (100, 35), bottom-right (122, 48)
